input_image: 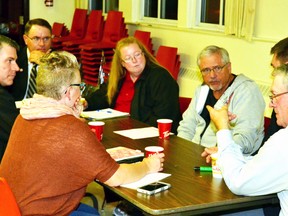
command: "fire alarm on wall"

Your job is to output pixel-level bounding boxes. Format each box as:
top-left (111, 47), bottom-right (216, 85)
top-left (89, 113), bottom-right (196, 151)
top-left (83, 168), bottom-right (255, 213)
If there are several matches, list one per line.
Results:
top-left (45, 0), bottom-right (53, 7)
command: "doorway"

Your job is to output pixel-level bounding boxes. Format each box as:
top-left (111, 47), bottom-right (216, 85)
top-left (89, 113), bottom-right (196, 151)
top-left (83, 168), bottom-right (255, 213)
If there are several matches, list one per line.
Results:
top-left (0, 0), bottom-right (29, 46)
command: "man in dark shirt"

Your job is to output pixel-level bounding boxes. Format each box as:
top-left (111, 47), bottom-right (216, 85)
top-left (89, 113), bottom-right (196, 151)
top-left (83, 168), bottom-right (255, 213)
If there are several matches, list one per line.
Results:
top-left (8, 18), bottom-right (52, 101)
top-left (0, 35), bottom-right (21, 162)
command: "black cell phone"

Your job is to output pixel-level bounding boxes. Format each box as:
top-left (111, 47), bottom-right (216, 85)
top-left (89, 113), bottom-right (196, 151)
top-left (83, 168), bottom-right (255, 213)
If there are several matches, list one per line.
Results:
top-left (136, 182), bottom-right (171, 195)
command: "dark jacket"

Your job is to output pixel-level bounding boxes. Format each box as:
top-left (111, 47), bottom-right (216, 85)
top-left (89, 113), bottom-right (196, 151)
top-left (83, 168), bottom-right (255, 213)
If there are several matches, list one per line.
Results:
top-left (0, 86), bottom-right (19, 162)
top-left (8, 47), bottom-right (29, 101)
top-left (263, 110), bottom-right (282, 142)
top-left (86, 62), bottom-right (181, 133)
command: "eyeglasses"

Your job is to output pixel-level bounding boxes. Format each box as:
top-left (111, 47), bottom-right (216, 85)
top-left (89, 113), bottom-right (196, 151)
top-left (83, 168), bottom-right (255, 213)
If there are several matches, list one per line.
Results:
top-left (200, 63), bottom-right (229, 75)
top-left (26, 35), bottom-right (52, 44)
top-left (69, 82), bottom-right (86, 94)
top-left (269, 91), bottom-right (288, 103)
top-left (122, 51), bottom-right (143, 63)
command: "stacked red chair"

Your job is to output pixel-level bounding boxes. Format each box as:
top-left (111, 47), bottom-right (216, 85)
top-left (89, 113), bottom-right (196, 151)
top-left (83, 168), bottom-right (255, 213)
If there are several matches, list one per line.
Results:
top-left (134, 30), bottom-right (153, 54)
top-left (51, 22), bottom-right (70, 50)
top-left (155, 45), bottom-right (181, 80)
top-left (79, 11), bottom-right (127, 86)
top-left (62, 10), bottom-right (104, 60)
top-left (52, 8), bottom-right (88, 50)
top-left (52, 22), bottom-right (64, 38)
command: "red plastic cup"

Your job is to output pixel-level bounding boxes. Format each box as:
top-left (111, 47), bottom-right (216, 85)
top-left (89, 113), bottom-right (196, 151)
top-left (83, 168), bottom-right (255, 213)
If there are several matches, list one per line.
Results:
top-left (88, 121), bottom-right (105, 141)
top-left (157, 119), bottom-right (173, 139)
top-left (145, 146), bottom-right (164, 157)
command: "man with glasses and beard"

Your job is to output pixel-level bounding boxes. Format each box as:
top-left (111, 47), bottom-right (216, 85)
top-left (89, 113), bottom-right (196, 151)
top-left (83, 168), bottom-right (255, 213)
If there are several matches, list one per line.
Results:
top-left (178, 45), bottom-right (265, 158)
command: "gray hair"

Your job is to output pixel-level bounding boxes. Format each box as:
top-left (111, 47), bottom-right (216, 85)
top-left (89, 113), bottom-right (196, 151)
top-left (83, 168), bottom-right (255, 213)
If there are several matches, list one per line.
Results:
top-left (197, 45), bottom-right (230, 66)
top-left (36, 51), bottom-right (79, 100)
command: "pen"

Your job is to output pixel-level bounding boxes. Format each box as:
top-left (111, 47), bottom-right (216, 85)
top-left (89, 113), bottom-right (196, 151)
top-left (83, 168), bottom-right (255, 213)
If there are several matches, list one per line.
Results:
top-left (194, 166), bottom-right (212, 172)
top-left (80, 114), bottom-right (96, 121)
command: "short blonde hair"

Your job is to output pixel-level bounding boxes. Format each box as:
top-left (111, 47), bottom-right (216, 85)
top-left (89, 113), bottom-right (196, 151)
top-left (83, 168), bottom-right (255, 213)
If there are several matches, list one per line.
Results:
top-left (37, 51), bottom-right (79, 100)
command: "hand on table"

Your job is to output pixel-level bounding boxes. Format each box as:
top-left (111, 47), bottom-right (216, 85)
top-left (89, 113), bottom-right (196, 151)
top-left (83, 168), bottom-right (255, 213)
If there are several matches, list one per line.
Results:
top-left (144, 153), bottom-right (165, 173)
top-left (201, 147), bottom-right (218, 163)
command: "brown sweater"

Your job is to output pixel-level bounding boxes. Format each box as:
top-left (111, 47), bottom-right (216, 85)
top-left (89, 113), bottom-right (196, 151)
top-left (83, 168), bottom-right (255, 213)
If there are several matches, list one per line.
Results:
top-left (0, 115), bottom-right (119, 216)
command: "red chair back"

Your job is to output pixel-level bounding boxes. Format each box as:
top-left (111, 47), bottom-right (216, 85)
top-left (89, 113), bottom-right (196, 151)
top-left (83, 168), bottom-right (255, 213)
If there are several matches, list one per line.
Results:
top-left (134, 30), bottom-right (153, 53)
top-left (179, 97), bottom-right (192, 115)
top-left (69, 8), bottom-right (88, 38)
top-left (264, 117), bottom-right (271, 135)
top-left (102, 11), bottom-right (124, 42)
top-left (156, 45), bottom-right (180, 79)
top-left (84, 10), bottom-right (104, 41)
top-left (52, 22), bottom-right (64, 38)
top-left (0, 177), bottom-right (21, 216)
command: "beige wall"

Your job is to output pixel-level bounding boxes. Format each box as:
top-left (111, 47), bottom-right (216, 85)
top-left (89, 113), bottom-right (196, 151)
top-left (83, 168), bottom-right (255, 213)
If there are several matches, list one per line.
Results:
top-left (30, 0), bottom-right (75, 29)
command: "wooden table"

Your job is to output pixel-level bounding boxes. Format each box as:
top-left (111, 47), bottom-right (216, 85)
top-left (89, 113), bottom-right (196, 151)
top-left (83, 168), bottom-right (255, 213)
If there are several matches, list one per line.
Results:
top-left (99, 117), bottom-right (279, 215)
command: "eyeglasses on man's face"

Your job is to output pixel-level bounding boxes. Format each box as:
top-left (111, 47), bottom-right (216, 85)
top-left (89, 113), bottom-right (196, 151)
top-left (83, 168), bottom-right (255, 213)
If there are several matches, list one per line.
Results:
top-left (122, 51), bottom-right (143, 63)
top-left (200, 63), bottom-right (229, 75)
top-left (69, 82), bottom-right (86, 94)
top-left (269, 91), bottom-right (288, 104)
top-left (26, 35), bottom-right (52, 44)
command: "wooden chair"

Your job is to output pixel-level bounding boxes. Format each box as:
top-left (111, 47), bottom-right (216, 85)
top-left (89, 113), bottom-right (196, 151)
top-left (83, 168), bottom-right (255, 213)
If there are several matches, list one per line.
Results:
top-left (0, 177), bottom-right (21, 216)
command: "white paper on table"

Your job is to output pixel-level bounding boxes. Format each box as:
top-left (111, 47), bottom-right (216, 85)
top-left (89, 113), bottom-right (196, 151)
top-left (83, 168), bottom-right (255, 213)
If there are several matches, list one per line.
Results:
top-left (81, 108), bottom-right (130, 120)
top-left (114, 127), bottom-right (159, 139)
top-left (120, 173), bottom-right (171, 189)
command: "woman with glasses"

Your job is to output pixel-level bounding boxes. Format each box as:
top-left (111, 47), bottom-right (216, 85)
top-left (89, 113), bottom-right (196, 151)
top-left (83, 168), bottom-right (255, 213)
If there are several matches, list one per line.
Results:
top-left (85, 36), bottom-right (181, 133)
top-left (0, 51), bottom-right (164, 216)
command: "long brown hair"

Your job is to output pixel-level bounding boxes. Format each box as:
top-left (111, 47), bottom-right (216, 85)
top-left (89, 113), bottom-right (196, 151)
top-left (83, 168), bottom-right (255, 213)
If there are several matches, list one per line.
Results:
top-left (107, 36), bottom-right (160, 104)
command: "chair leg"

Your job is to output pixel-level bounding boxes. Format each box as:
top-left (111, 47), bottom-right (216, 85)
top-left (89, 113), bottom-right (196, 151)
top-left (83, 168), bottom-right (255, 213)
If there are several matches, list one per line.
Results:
top-left (84, 192), bottom-right (99, 210)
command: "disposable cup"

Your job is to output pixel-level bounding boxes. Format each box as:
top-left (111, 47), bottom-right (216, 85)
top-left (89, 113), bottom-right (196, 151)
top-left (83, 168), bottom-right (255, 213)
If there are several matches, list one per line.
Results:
top-left (211, 153), bottom-right (222, 178)
top-left (88, 121), bottom-right (105, 141)
top-left (157, 119), bottom-right (173, 139)
top-left (145, 146), bottom-right (164, 157)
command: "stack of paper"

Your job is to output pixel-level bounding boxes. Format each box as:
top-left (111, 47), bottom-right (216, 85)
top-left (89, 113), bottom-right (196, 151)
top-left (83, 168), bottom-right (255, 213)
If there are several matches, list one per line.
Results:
top-left (106, 146), bottom-right (144, 163)
top-left (114, 127), bottom-right (159, 139)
